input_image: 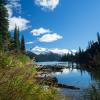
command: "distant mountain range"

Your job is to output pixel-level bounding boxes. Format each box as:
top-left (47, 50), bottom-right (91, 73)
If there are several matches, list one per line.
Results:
top-left (26, 46), bottom-right (77, 62)
top-left (30, 46), bottom-right (77, 55)
top-left (26, 51), bottom-right (61, 62)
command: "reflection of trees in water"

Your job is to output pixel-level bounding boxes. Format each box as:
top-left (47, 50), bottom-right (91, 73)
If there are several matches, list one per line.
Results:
top-left (74, 63), bottom-right (100, 81)
top-left (81, 68), bottom-right (100, 100)
top-left (82, 84), bottom-right (100, 100)
top-left (83, 67), bottom-right (100, 82)
top-left (63, 63), bottom-right (100, 100)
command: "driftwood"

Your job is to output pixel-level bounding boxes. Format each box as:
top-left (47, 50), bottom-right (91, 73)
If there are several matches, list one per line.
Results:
top-left (35, 64), bottom-right (80, 90)
top-left (55, 83), bottom-right (80, 90)
top-left (35, 76), bottom-right (80, 90)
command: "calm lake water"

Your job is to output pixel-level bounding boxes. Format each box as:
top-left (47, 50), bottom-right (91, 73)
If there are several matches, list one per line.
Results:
top-left (36, 61), bottom-right (69, 66)
top-left (35, 61), bottom-right (100, 99)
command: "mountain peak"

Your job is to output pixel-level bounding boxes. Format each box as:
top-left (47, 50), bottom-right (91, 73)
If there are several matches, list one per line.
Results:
top-left (31, 46), bottom-right (77, 55)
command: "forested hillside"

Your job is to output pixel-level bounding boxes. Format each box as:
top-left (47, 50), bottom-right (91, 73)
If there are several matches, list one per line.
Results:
top-left (61, 33), bottom-right (100, 69)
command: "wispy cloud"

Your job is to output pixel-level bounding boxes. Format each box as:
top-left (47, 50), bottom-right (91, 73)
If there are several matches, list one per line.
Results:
top-left (38, 33), bottom-right (63, 42)
top-left (35, 0), bottom-right (60, 11)
top-left (8, 0), bottom-right (21, 13)
top-left (25, 41), bottom-right (34, 45)
top-left (6, 0), bottom-right (30, 31)
top-left (31, 27), bottom-right (51, 36)
top-left (6, 5), bottom-right (13, 18)
top-left (9, 16), bottom-right (30, 31)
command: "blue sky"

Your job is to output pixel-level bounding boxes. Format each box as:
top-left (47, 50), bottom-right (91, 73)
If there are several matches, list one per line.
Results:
top-left (7, 0), bottom-right (100, 51)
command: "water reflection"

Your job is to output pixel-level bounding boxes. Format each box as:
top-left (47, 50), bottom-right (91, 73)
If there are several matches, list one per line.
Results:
top-left (54, 68), bottom-right (91, 89)
top-left (36, 61), bottom-right (100, 99)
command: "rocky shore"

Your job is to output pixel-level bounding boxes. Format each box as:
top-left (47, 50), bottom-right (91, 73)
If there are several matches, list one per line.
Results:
top-left (34, 64), bottom-right (80, 90)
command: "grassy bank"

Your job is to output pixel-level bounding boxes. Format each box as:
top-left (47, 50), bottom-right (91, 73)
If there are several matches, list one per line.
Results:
top-left (0, 52), bottom-right (64, 100)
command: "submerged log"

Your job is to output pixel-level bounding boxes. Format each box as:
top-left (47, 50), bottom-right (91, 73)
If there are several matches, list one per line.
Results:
top-left (35, 64), bottom-right (80, 90)
top-left (35, 76), bottom-right (80, 90)
top-left (55, 83), bottom-right (80, 90)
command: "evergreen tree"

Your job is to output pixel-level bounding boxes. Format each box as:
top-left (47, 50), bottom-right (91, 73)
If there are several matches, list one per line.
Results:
top-left (0, 0), bottom-right (7, 5)
top-left (97, 32), bottom-right (100, 45)
top-left (21, 35), bottom-right (25, 53)
top-left (0, 0), bottom-right (9, 50)
top-left (14, 26), bottom-right (20, 52)
top-left (0, 34), bottom-right (3, 51)
top-left (7, 32), bottom-right (11, 50)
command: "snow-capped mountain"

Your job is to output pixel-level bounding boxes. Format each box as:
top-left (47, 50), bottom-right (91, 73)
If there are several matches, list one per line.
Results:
top-left (31, 46), bottom-right (77, 55)
top-left (31, 46), bottom-right (50, 55)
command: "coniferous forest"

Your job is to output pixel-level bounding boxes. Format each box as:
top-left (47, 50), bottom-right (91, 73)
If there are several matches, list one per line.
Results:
top-left (0, 1), bottom-right (25, 53)
top-left (61, 33), bottom-right (100, 69)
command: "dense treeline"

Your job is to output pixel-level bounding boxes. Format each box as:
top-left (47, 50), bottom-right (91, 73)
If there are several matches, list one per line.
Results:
top-left (0, 0), bottom-right (9, 51)
top-left (61, 33), bottom-right (100, 69)
top-left (0, 0), bottom-right (25, 53)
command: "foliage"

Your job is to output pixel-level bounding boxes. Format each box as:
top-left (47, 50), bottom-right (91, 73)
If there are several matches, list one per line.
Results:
top-left (0, 52), bottom-right (62, 100)
top-left (0, 1), bottom-right (9, 50)
top-left (0, 1), bottom-right (65, 99)
top-left (0, 67), bottom-right (60, 100)
top-left (61, 33), bottom-right (100, 69)
top-left (0, 0), bottom-right (7, 5)
top-left (0, 34), bottom-right (3, 51)
top-left (14, 26), bottom-right (20, 52)
top-left (21, 35), bottom-right (25, 53)
top-left (0, 52), bottom-right (30, 68)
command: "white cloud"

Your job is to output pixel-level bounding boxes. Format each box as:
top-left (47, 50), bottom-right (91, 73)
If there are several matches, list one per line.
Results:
top-left (35, 0), bottom-right (59, 11)
top-left (8, 0), bottom-right (21, 13)
top-left (9, 16), bottom-right (30, 31)
top-left (6, 5), bottom-right (13, 18)
top-left (31, 27), bottom-right (51, 36)
top-left (25, 41), bottom-right (34, 45)
top-left (39, 33), bottom-right (63, 42)
top-left (6, 0), bottom-right (30, 31)
top-left (31, 46), bottom-right (77, 55)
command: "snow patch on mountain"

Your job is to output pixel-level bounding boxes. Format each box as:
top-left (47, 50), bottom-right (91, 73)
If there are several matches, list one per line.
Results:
top-left (31, 46), bottom-right (77, 55)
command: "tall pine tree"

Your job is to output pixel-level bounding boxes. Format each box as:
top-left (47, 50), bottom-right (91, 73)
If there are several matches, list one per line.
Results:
top-left (97, 32), bottom-right (100, 45)
top-left (0, 34), bottom-right (3, 51)
top-left (21, 35), bottom-right (25, 53)
top-left (0, 0), bottom-right (7, 5)
top-left (0, 0), bottom-right (9, 51)
top-left (14, 26), bottom-right (20, 52)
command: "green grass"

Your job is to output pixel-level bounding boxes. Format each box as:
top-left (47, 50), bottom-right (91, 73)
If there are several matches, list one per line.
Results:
top-left (0, 52), bottom-right (32, 68)
top-left (0, 52), bottom-right (64, 100)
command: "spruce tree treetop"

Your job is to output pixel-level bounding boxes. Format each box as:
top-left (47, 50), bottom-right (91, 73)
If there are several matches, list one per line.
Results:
top-left (97, 32), bottom-right (100, 45)
top-left (0, 0), bottom-right (9, 50)
top-left (0, 0), bottom-right (8, 35)
top-left (0, 0), bottom-right (7, 5)
top-left (14, 26), bottom-right (20, 52)
top-left (21, 35), bottom-right (25, 53)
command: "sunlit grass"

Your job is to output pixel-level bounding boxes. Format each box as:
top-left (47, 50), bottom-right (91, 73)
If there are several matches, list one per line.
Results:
top-left (0, 52), bottom-right (65, 100)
